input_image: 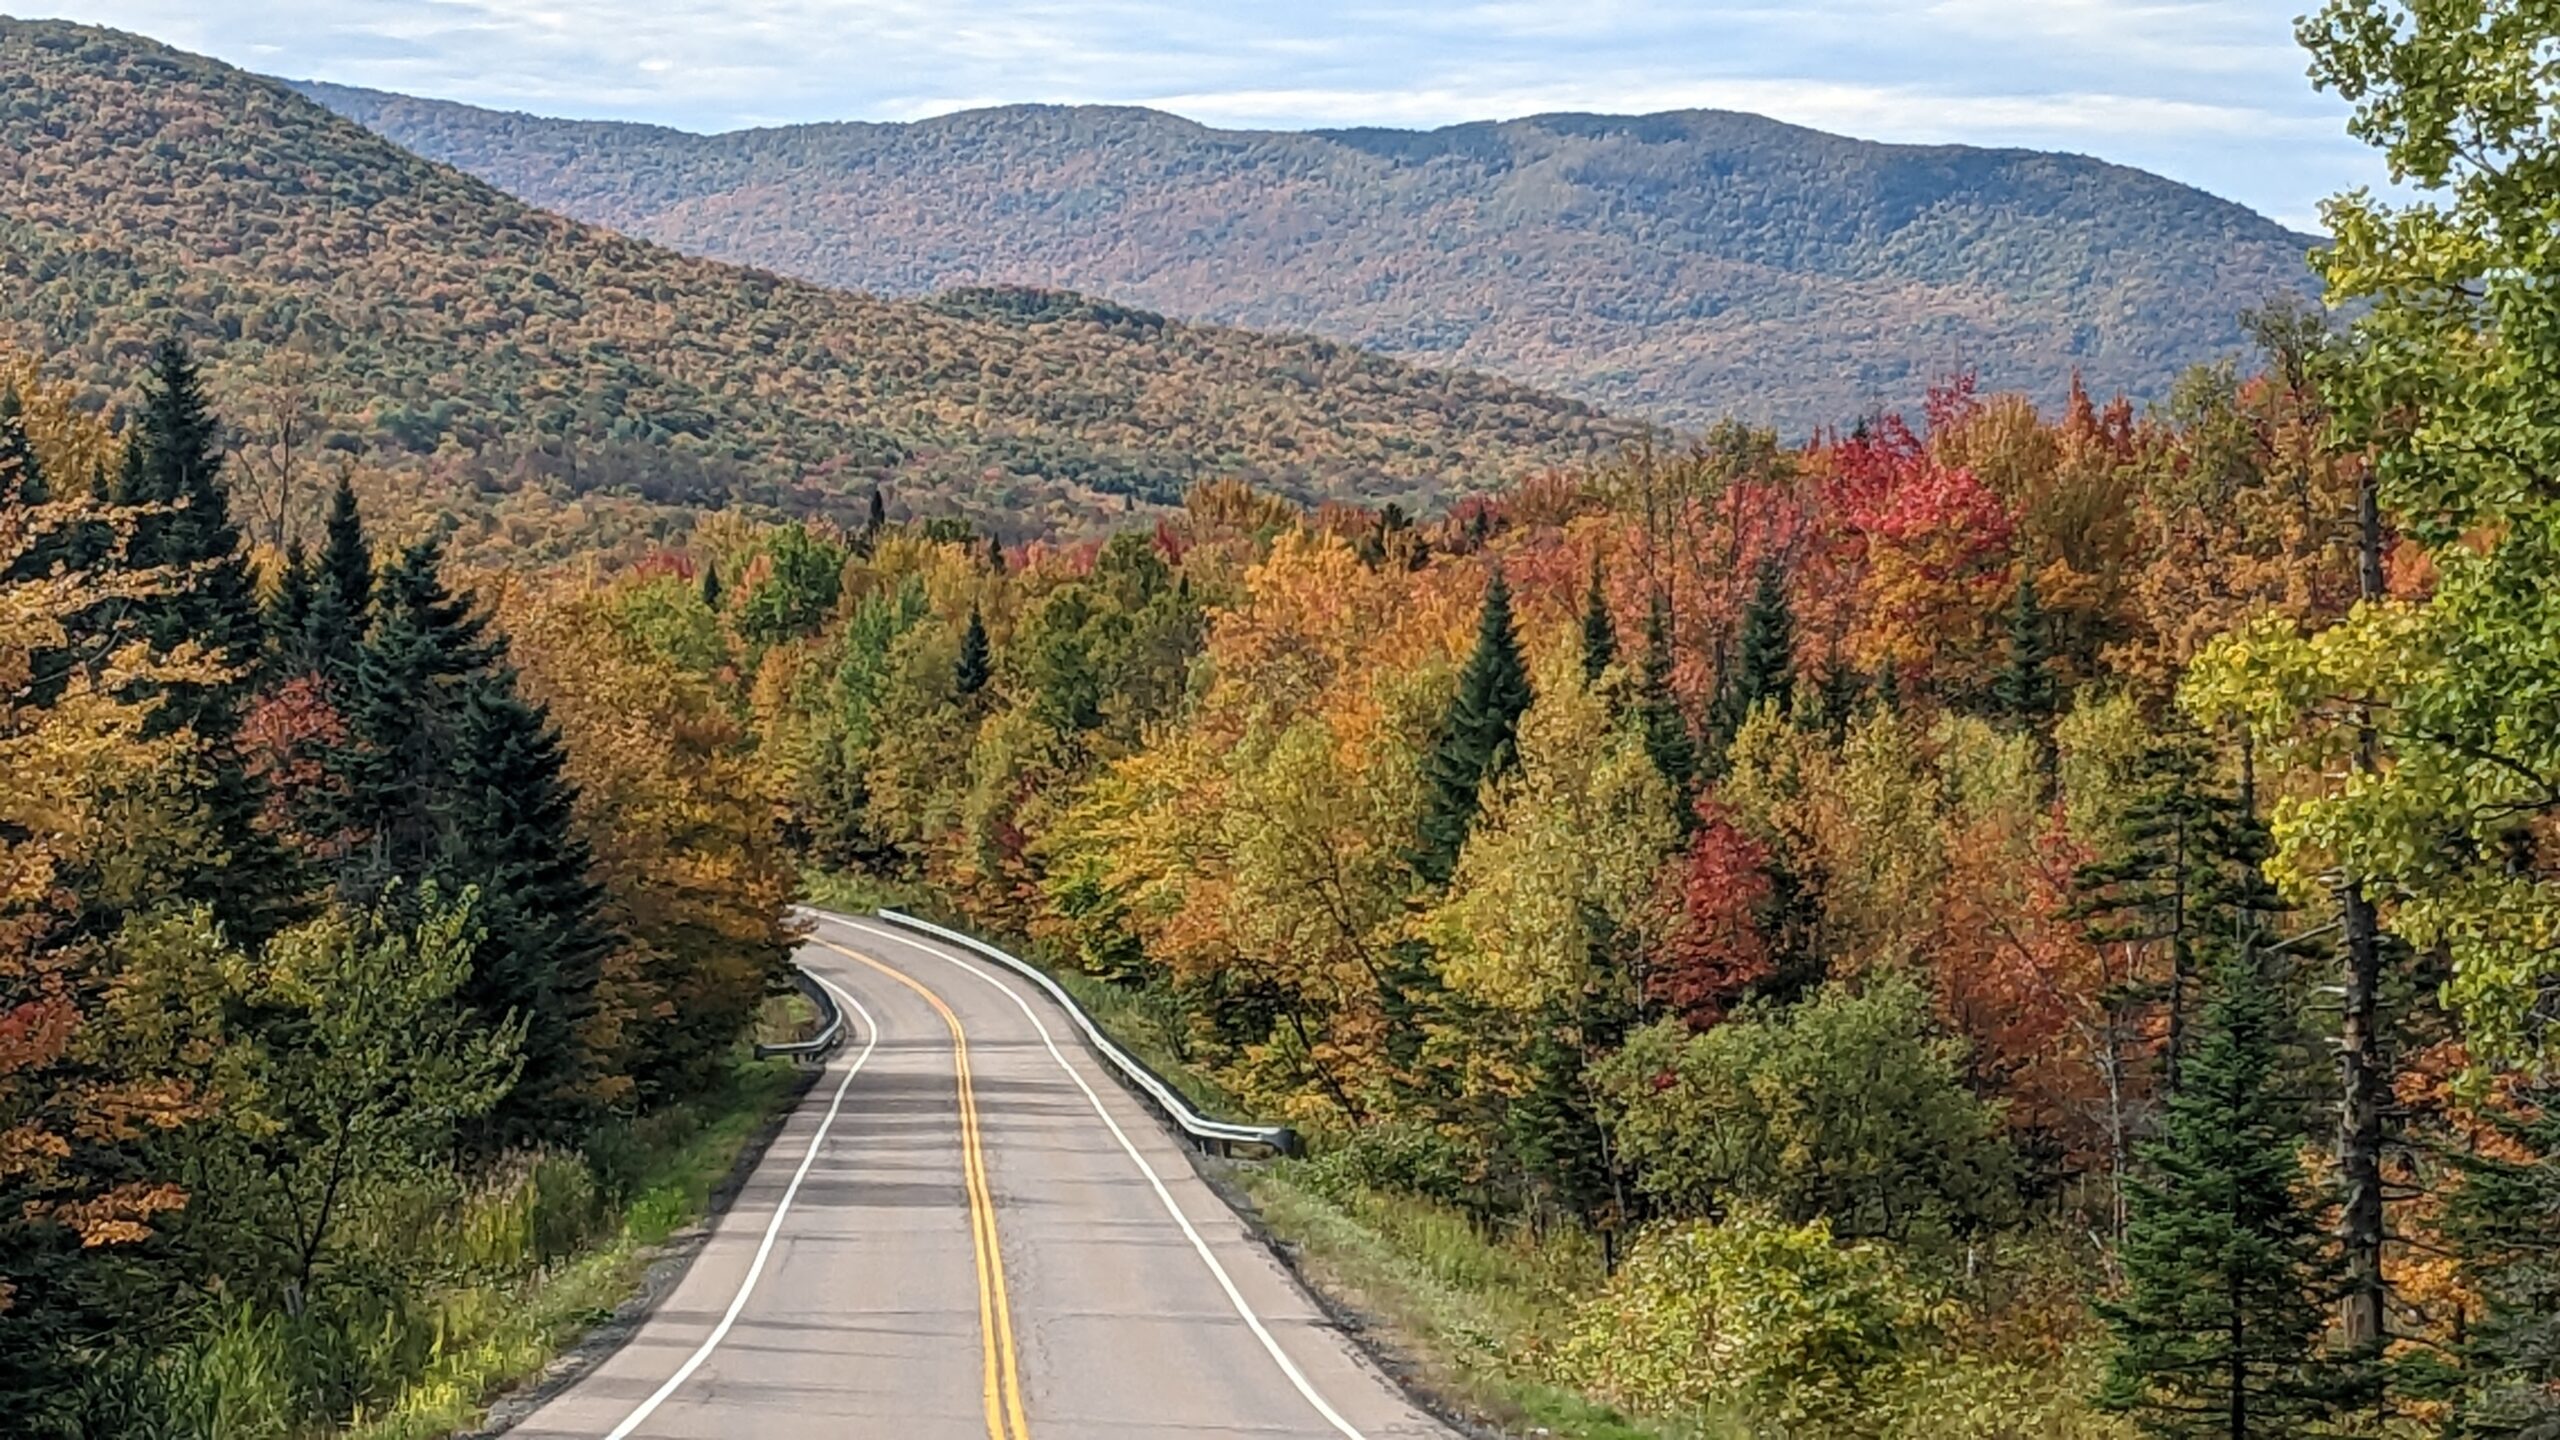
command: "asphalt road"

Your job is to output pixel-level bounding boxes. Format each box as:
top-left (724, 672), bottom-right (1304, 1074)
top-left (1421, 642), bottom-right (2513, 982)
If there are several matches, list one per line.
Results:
top-left (508, 909), bottom-right (1457, 1440)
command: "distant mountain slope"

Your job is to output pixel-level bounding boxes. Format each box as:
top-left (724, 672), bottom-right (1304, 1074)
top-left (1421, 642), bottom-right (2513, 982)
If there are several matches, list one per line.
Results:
top-left (0, 23), bottom-right (1627, 537)
top-left (300, 82), bottom-right (2325, 433)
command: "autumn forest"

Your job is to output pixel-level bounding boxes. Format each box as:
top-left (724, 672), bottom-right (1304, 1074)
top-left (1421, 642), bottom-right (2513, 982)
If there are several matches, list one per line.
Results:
top-left (4, 4), bottom-right (2559, 1440)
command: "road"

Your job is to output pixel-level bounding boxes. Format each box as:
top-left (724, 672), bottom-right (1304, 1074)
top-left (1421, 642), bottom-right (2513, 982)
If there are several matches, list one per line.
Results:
top-left (507, 909), bottom-right (1457, 1440)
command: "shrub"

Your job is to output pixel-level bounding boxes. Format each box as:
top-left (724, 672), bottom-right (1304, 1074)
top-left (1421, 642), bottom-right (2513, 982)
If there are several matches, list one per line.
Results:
top-left (1560, 1210), bottom-right (1941, 1435)
top-left (1595, 974), bottom-right (2018, 1244)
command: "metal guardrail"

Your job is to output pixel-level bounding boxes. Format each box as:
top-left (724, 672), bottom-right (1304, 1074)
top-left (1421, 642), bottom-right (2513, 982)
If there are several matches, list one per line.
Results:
top-left (862, 908), bottom-right (1302, 1160)
top-left (754, 964), bottom-right (848, 1061)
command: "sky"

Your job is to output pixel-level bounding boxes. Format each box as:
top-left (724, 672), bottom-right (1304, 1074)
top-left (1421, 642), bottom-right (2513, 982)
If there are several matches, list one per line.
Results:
top-left (27, 1), bottom-right (2386, 231)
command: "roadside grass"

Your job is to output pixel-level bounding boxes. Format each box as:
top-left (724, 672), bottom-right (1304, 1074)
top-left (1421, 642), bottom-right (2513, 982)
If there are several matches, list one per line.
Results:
top-left (1241, 1167), bottom-right (1726, 1440)
top-left (342, 1056), bottom-right (802, 1438)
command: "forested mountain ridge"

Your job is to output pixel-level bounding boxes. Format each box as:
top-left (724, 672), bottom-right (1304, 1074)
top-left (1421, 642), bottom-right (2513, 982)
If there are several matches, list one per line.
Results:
top-left (299, 80), bottom-right (2325, 433)
top-left (0, 21), bottom-right (1628, 538)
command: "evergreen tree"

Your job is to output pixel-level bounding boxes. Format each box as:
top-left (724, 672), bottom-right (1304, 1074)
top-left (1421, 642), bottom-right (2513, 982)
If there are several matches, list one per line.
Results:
top-left (2443, 1083), bottom-right (2560, 1437)
top-left (265, 539), bottom-right (315, 664)
top-left (986, 533), bottom-right (1007, 574)
top-left (1707, 559), bottom-right (1794, 765)
top-left (335, 538), bottom-right (504, 895)
top-left (868, 486), bottom-right (888, 534)
top-left (2072, 732), bottom-right (2282, 1094)
top-left (334, 537), bottom-right (609, 1141)
top-left (1995, 569), bottom-right (2063, 788)
top-left (1413, 568), bottom-right (1533, 887)
top-left (110, 338), bottom-right (296, 942)
top-left (2098, 948), bottom-right (2343, 1439)
top-left (1637, 594), bottom-right (1698, 820)
top-left (1580, 557), bottom-right (1617, 685)
top-left (955, 605), bottom-right (992, 697)
top-left (699, 561), bottom-right (722, 611)
top-left (0, 390), bottom-right (59, 581)
top-left (439, 675), bottom-right (610, 1141)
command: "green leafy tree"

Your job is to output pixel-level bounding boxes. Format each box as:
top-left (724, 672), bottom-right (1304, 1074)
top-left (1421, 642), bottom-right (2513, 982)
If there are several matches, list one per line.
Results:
top-left (1596, 975), bottom-right (2017, 1243)
top-left (1413, 568), bottom-right (1534, 888)
top-left (2097, 950), bottom-right (2343, 1439)
top-left (735, 522), bottom-right (846, 645)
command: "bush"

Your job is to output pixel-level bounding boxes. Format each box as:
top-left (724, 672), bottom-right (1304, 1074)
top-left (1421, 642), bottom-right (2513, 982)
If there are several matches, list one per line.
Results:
top-left (1561, 1210), bottom-right (1941, 1436)
top-left (1595, 975), bottom-right (2018, 1244)
top-left (1299, 1119), bottom-right (1482, 1210)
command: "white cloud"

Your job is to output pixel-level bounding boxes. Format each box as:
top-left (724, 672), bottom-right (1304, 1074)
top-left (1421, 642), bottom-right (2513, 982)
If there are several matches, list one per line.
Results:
top-left (20, 0), bottom-right (2382, 224)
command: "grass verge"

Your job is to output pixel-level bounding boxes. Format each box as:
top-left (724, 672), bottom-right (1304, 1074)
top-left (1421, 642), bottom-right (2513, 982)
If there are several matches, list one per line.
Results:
top-left (339, 1057), bottom-right (805, 1439)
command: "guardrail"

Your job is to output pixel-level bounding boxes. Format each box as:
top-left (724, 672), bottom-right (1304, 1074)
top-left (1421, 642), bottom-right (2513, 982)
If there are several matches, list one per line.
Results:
top-left (861, 908), bottom-right (1301, 1160)
top-left (754, 963), bottom-right (848, 1062)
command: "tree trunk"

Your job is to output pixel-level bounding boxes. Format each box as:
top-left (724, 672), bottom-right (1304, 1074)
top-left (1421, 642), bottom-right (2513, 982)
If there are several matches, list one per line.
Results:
top-left (2337, 468), bottom-right (2389, 1367)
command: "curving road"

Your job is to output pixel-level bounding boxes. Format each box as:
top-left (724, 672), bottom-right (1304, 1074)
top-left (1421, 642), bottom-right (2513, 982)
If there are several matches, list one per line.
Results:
top-left (507, 909), bottom-right (1455, 1440)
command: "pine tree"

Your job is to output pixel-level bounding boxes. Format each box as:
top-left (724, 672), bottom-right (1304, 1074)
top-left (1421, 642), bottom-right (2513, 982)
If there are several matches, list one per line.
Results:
top-left (2098, 947), bottom-right (2342, 1439)
top-left (1995, 569), bottom-right (2063, 789)
top-left (334, 538), bottom-right (503, 892)
top-left (699, 561), bottom-right (722, 611)
top-left (1413, 568), bottom-right (1533, 887)
top-left (1637, 594), bottom-right (1698, 819)
top-left (333, 537), bottom-right (610, 1141)
top-left (1580, 556), bottom-right (1617, 685)
top-left (868, 487), bottom-right (888, 534)
top-left (2071, 732), bottom-right (2281, 1094)
top-left (0, 390), bottom-right (59, 581)
top-left (266, 539), bottom-right (315, 663)
top-left (438, 674), bottom-right (610, 1141)
top-left (317, 472), bottom-right (372, 619)
top-left (2443, 1082), bottom-right (2560, 1437)
top-left (110, 338), bottom-right (297, 942)
top-left (1707, 559), bottom-right (1794, 767)
top-left (986, 533), bottom-right (1007, 574)
top-left (955, 605), bottom-right (992, 697)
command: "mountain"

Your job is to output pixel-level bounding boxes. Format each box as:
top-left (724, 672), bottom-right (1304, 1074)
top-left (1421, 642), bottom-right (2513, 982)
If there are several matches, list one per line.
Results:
top-left (0, 23), bottom-right (1629, 538)
top-left (297, 83), bottom-right (2326, 434)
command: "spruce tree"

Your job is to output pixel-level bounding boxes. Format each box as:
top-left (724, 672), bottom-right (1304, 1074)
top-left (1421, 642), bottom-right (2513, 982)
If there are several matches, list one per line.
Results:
top-left (111, 338), bottom-right (296, 942)
top-left (1995, 569), bottom-right (2063, 789)
top-left (699, 561), bottom-right (722, 611)
top-left (2072, 733), bottom-right (2281, 1093)
top-left (0, 390), bottom-right (57, 579)
top-left (955, 605), bottom-right (992, 697)
top-left (2443, 1083), bottom-right (2560, 1437)
top-left (2098, 948), bottom-right (2342, 1439)
top-left (1637, 594), bottom-right (1698, 819)
top-left (439, 674), bottom-right (610, 1141)
top-left (1413, 568), bottom-right (1533, 887)
top-left (317, 472), bottom-right (372, 619)
top-left (867, 487), bottom-right (888, 534)
top-left (1707, 559), bottom-right (1794, 766)
top-left (334, 537), bottom-right (610, 1141)
top-left (266, 540), bottom-right (315, 664)
top-left (1580, 557), bottom-right (1617, 685)
top-left (335, 538), bottom-right (502, 888)
top-left (986, 533), bottom-right (1007, 574)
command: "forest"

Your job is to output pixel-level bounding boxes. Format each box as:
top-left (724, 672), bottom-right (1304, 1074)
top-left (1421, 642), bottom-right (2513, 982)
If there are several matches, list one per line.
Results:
top-left (3, 2), bottom-right (2556, 1438)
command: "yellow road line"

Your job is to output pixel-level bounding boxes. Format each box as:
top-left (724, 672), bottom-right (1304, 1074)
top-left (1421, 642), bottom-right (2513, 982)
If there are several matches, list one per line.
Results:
top-left (812, 937), bottom-right (1032, 1440)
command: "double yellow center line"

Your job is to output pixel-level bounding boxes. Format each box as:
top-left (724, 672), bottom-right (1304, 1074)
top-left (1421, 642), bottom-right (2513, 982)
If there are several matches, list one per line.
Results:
top-left (813, 938), bottom-right (1033, 1440)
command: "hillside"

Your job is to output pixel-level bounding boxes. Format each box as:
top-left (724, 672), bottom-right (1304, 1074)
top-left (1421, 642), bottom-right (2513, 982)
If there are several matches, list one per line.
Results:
top-left (299, 83), bottom-right (2326, 432)
top-left (0, 23), bottom-right (1629, 537)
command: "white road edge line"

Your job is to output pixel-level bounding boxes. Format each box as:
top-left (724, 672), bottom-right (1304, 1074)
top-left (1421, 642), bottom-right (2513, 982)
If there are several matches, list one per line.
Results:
top-left (600, 974), bottom-right (882, 1440)
top-left (835, 917), bottom-right (1371, 1440)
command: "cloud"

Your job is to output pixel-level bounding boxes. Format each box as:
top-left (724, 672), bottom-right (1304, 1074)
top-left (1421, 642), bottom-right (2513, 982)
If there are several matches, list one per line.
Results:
top-left (23, 0), bottom-right (2380, 224)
